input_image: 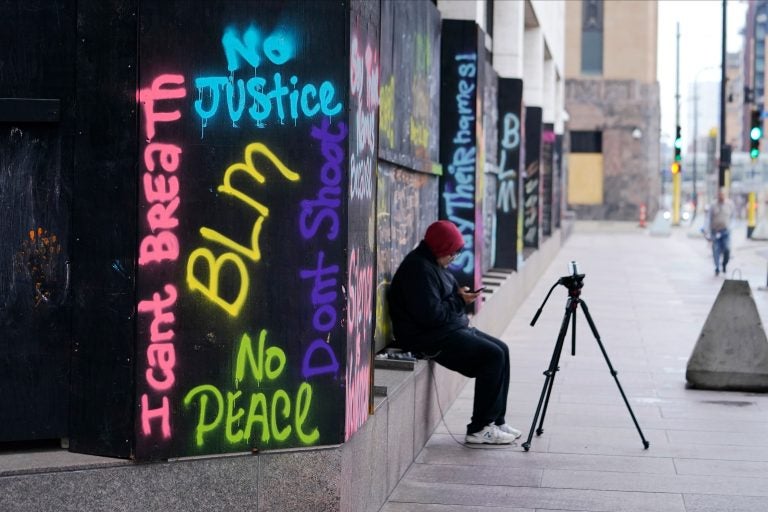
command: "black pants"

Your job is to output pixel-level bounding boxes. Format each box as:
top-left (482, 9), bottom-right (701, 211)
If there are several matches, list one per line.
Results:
top-left (429, 327), bottom-right (510, 434)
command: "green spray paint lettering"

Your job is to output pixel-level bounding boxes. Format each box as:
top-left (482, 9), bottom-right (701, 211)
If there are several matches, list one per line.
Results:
top-left (235, 330), bottom-right (286, 385)
top-left (183, 382), bottom-right (318, 446)
top-left (183, 329), bottom-right (319, 447)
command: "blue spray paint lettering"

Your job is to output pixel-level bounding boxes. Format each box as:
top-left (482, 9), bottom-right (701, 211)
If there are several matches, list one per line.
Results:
top-left (444, 53), bottom-right (477, 273)
top-left (497, 113), bottom-right (520, 213)
top-left (222, 26), bottom-right (295, 72)
top-left (195, 24), bottom-right (342, 135)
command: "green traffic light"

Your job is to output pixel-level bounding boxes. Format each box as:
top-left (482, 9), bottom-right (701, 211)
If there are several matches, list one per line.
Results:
top-left (674, 138), bottom-right (682, 149)
top-left (751, 127), bottom-right (763, 141)
top-left (751, 148), bottom-right (760, 159)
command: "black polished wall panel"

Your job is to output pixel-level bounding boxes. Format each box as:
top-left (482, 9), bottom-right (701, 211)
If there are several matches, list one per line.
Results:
top-left (70, 0), bottom-right (138, 457)
top-left (523, 106), bottom-right (542, 250)
top-left (495, 78), bottom-right (523, 270)
top-left (0, 0), bottom-right (76, 443)
top-left (439, 19), bottom-right (485, 296)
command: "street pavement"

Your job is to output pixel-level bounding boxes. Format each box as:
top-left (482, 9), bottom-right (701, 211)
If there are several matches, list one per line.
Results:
top-left (381, 220), bottom-right (768, 512)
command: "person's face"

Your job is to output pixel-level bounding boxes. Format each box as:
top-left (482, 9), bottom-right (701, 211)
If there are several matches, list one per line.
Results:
top-left (438, 249), bottom-right (462, 268)
top-left (718, 191), bottom-right (725, 203)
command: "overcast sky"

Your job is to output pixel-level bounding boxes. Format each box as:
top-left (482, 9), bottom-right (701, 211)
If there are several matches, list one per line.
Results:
top-left (657, 0), bottom-right (748, 142)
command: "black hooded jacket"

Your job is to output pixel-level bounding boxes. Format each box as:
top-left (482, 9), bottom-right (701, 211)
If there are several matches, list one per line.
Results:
top-left (387, 241), bottom-right (469, 350)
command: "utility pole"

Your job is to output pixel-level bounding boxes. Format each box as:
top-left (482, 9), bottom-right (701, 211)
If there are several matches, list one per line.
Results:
top-left (718, 0), bottom-right (728, 189)
top-left (673, 22), bottom-right (682, 226)
top-left (693, 78), bottom-right (698, 216)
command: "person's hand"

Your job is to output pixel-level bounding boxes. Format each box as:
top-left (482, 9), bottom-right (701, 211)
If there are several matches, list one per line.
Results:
top-left (458, 286), bottom-right (481, 304)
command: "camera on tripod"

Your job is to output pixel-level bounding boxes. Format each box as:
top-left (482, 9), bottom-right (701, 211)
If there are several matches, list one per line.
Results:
top-left (560, 260), bottom-right (585, 290)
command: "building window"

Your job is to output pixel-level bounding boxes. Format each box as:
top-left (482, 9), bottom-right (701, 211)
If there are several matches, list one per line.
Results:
top-left (571, 130), bottom-right (602, 153)
top-left (581, 0), bottom-right (603, 75)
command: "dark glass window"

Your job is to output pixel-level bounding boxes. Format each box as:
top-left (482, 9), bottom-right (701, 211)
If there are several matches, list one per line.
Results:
top-left (571, 131), bottom-right (602, 153)
top-left (486, 0), bottom-right (494, 39)
top-left (581, 0), bottom-right (603, 75)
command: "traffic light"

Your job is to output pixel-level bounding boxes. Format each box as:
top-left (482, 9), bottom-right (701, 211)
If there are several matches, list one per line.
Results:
top-left (671, 162), bottom-right (680, 174)
top-left (750, 110), bottom-right (762, 160)
top-left (674, 125), bottom-right (682, 162)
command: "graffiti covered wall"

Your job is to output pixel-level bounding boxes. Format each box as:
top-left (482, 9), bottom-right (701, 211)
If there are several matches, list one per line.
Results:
top-left (374, 162), bottom-right (439, 350)
top-left (374, 0), bottom-right (441, 352)
top-left (523, 106), bottom-right (542, 250)
top-left (345, 0), bottom-right (379, 441)
top-left (541, 123), bottom-right (555, 237)
top-left (482, 57), bottom-right (498, 274)
top-left (495, 78), bottom-right (523, 270)
top-left (136, 0), bottom-right (349, 459)
top-left (553, 134), bottom-right (563, 229)
top-left (378, 0), bottom-right (440, 173)
top-left (439, 20), bottom-right (485, 295)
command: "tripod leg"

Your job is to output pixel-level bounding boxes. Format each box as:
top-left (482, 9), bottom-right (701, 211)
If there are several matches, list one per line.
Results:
top-left (571, 305), bottom-right (577, 356)
top-left (522, 301), bottom-right (573, 451)
top-left (578, 299), bottom-right (651, 450)
top-left (536, 314), bottom-right (570, 436)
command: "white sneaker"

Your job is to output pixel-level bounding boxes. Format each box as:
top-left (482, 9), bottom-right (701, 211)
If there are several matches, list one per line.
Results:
top-left (465, 424), bottom-right (517, 445)
top-left (496, 423), bottom-right (522, 439)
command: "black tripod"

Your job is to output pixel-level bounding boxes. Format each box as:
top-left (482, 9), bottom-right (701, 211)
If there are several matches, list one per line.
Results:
top-left (521, 267), bottom-right (650, 452)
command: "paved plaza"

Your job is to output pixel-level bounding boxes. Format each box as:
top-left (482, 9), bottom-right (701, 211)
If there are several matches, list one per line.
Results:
top-left (382, 221), bottom-right (768, 512)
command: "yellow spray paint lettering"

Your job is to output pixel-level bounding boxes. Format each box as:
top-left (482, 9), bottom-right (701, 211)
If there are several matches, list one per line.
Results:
top-left (186, 248), bottom-right (249, 317)
top-left (187, 142), bottom-right (299, 316)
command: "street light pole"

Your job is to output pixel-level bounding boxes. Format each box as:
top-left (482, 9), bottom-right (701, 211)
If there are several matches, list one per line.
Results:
top-left (673, 22), bottom-right (682, 225)
top-left (693, 80), bottom-right (699, 215)
top-left (718, 0), bottom-right (728, 188)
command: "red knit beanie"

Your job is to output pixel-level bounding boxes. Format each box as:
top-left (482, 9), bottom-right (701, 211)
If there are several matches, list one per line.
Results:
top-left (424, 220), bottom-right (465, 258)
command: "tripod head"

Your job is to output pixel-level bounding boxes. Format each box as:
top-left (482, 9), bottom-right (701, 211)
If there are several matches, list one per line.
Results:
top-left (558, 272), bottom-right (585, 293)
top-left (531, 261), bottom-right (585, 326)
top-left (561, 260), bottom-right (585, 289)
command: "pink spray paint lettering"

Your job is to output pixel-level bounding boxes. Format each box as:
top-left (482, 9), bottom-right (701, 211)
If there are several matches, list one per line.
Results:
top-left (345, 27), bottom-right (379, 439)
top-left (137, 74), bottom-right (186, 440)
top-left (345, 247), bottom-right (373, 438)
top-left (349, 32), bottom-right (379, 201)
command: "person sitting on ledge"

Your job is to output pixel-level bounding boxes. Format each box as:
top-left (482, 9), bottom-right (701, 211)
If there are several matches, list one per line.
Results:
top-left (387, 220), bottom-right (520, 445)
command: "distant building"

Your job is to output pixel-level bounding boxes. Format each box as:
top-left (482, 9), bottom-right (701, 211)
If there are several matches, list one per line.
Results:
top-left (727, 50), bottom-right (745, 153)
top-left (691, 52), bottom-right (742, 161)
top-left (564, 0), bottom-right (661, 220)
top-left (744, 1), bottom-right (767, 152)
top-left (689, 80), bottom-right (720, 153)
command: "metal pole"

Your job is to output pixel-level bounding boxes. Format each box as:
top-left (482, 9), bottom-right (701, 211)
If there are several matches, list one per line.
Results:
top-left (675, 22), bottom-right (681, 129)
top-left (719, 0), bottom-right (728, 188)
top-left (673, 22), bottom-right (681, 225)
top-left (693, 79), bottom-right (699, 214)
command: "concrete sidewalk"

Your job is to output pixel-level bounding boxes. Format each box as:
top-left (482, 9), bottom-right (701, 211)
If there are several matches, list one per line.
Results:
top-left (382, 221), bottom-right (768, 512)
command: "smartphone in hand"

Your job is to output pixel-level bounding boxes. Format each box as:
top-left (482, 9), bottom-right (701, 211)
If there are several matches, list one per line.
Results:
top-left (469, 287), bottom-right (486, 294)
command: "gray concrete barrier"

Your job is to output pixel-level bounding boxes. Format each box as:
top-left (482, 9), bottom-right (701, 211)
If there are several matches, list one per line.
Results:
top-left (686, 279), bottom-right (768, 391)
